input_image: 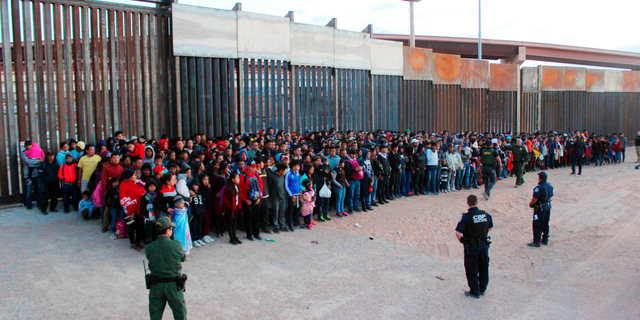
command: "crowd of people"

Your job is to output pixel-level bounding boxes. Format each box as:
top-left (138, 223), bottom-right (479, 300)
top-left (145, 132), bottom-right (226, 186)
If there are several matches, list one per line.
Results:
top-left (19, 128), bottom-right (638, 256)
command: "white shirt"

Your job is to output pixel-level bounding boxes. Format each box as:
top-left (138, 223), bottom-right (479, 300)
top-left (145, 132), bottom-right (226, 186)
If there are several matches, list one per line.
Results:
top-left (426, 149), bottom-right (439, 166)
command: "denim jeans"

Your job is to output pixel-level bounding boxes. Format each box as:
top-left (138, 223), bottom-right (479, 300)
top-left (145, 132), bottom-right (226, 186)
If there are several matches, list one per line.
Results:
top-left (360, 178), bottom-right (370, 208)
top-left (24, 177), bottom-right (42, 207)
top-left (370, 178), bottom-right (378, 204)
top-left (404, 171), bottom-right (412, 195)
top-left (615, 151), bottom-right (622, 163)
top-left (463, 163), bottom-right (471, 187)
top-left (455, 169), bottom-right (464, 189)
top-left (425, 166), bottom-right (439, 194)
top-left (110, 208), bottom-right (123, 233)
top-left (471, 168), bottom-right (479, 188)
top-left (317, 197), bottom-right (330, 218)
top-left (398, 171), bottom-right (406, 196)
top-left (62, 183), bottom-right (78, 212)
top-left (346, 179), bottom-right (360, 210)
top-left (334, 186), bottom-right (346, 213)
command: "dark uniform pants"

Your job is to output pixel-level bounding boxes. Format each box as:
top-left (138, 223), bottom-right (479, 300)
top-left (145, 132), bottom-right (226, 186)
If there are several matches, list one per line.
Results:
top-left (464, 245), bottom-right (490, 296)
top-left (533, 207), bottom-right (551, 242)
top-left (513, 161), bottom-right (525, 186)
top-left (481, 166), bottom-right (496, 196)
top-left (149, 282), bottom-right (187, 320)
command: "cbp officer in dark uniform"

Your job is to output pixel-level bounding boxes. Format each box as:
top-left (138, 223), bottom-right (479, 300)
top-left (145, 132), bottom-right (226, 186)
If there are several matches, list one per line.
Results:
top-left (456, 195), bottom-right (493, 299)
top-left (480, 141), bottom-right (502, 200)
top-left (505, 138), bottom-right (529, 187)
top-left (145, 217), bottom-right (187, 320)
top-left (528, 172), bottom-right (554, 247)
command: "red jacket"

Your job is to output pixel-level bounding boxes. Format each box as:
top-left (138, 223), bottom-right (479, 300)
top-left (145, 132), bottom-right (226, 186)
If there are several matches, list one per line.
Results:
top-left (58, 163), bottom-right (77, 183)
top-left (222, 185), bottom-right (242, 218)
top-left (130, 143), bottom-right (145, 158)
top-left (238, 169), bottom-right (264, 203)
top-left (100, 163), bottom-right (124, 196)
top-left (119, 179), bottom-right (146, 216)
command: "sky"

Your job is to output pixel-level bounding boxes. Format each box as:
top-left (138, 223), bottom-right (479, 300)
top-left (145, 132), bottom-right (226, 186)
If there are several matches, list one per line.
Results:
top-left (171, 0), bottom-right (640, 54)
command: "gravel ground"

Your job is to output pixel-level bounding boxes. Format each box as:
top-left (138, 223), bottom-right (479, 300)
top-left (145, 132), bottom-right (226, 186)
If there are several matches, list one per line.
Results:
top-left (1, 161), bottom-right (639, 320)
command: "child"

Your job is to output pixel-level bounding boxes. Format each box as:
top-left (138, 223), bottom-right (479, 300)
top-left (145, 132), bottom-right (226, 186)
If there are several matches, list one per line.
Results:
top-left (140, 181), bottom-right (158, 244)
top-left (189, 181), bottom-right (206, 248)
top-left (300, 179), bottom-right (316, 230)
top-left (172, 196), bottom-right (193, 255)
top-left (79, 191), bottom-right (96, 221)
top-left (39, 151), bottom-right (60, 215)
top-left (58, 154), bottom-right (79, 213)
top-left (284, 160), bottom-right (302, 231)
top-left (333, 160), bottom-right (347, 217)
top-left (119, 169), bottom-right (147, 251)
top-left (211, 163), bottom-right (228, 238)
top-left (222, 171), bottom-right (242, 245)
top-left (267, 164), bottom-right (287, 233)
top-left (199, 174), bottom-right (215, 243)
top-left (104, 177), bottom-right (122, 240)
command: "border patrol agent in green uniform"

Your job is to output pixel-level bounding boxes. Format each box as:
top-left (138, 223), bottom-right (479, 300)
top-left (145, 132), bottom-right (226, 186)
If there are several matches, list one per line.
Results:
top-left (145, 217), bottom-right (187, 320)
top-left (505, 138), bottom-right (529, 187)
top-left (480, 141), bottom-right (502, 200)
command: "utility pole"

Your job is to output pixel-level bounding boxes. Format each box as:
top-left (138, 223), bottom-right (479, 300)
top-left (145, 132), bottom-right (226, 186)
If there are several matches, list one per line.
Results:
top-left (478, 0), bottom-right (482, 59)
top-left (403, 0), bottom-right (422, 47)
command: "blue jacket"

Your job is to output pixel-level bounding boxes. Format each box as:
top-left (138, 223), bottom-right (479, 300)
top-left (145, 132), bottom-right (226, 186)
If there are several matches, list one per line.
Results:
top-left (284, 170), bottom-right (301, 197)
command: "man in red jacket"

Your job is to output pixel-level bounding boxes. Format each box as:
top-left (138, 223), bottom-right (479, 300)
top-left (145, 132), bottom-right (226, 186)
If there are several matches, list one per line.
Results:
top-left (101, 152), bottom-right (124, 197)
top-left (239, 160), bottom-right (264, 241)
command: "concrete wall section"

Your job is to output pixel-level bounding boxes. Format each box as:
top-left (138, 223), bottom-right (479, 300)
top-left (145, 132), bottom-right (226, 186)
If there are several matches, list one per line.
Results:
top-left (563, 67), bottom-right (586, 91)
top-left (541, 66), bottom-right (565, 91)
top-left (604, 70), bottom-right (623, 92)
top-left (522, 67), bottom-right (538, 93)
top-left (432, 53), bottom-right (461, 85)
top-left (290, 23), bottom-right (334, 67)
top-left (172, 4), bottom-right (238, 58)
top-left (402, 46), bottom-right (433, 81)
top-left (489, 63), bottom-right (518, 91)
top-left (334, 30), bottom-right (371, 70)
top-left (370, 39), bottom-right (403, 76)
top-left (622, 71), bottom-right (640, 92)
top-left (237, 12), bottom-right (291, 61)
top-left (586, 69), bottom-right (605, 92)
top-left (460, 59), bottom-right (489, 89)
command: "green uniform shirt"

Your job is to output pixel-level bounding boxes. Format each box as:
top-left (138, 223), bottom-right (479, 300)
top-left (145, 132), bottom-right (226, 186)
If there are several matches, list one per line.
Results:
top-left (146, 236), bottom-right (185, 277)
top-left (480, 148), bottom-right (497, 167)
top-left (506, 145), bottom-right (529, 163)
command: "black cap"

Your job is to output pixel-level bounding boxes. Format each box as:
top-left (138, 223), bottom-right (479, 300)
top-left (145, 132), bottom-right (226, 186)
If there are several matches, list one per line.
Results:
top-left (121, 169), bottom-right (135, 181)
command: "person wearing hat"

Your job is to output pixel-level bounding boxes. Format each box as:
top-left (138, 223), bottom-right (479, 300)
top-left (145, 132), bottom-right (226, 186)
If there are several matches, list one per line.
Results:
top-left (504, 139), bottom-right (529, 188)
top-left (145, 217), bottom-right (188, 320)
top-left (528, 172), bottom-right (554, 247)
top-left (479, 141), bottom-right (502, 200)
top-left (39, 150), bottom-right (60, 214)
top-left (70, 140), bottom-right (85, 161)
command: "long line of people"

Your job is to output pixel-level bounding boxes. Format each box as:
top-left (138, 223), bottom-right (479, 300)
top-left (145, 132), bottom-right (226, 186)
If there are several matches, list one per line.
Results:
top-left (20, 128), bottom-right (636, 255)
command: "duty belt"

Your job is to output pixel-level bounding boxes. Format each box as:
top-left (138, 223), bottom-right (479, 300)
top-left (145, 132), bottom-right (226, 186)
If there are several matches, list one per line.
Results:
top-left (465, 238), bottom-right (487, 247)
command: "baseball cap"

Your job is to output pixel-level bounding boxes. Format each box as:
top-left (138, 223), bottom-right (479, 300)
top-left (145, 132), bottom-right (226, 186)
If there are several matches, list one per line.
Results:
top-left (411, 139), bottom-right (419, 144)
top-left (247, 160), bottom-right (258, 167)
top-left (153, 166), bottom-right (167, 175)
top-left (77, 141), bottom-right (85, 150)
top-left (155, 217), bottom-right (175, 231)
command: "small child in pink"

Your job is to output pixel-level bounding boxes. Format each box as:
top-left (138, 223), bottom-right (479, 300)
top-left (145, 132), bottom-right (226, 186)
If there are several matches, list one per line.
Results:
top-left (300, 179), bottom-right (316, 230)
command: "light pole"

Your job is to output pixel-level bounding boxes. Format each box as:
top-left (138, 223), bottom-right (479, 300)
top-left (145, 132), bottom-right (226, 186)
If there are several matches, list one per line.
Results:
top-left (478, 0), bottom-right (482, 59)
top-left (403, 0), bottom-right (422, 47)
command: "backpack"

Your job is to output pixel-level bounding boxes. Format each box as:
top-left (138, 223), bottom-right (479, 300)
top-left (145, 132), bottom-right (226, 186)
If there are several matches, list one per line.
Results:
top-left (115, 218), bottom-right (127, 239)
top-left (346, 158), bottom-right (363, 180)
top-left (244, 174), bottom-right (262, 200)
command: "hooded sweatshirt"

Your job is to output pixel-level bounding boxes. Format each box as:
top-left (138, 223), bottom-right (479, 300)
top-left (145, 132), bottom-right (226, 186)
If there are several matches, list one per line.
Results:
top-left (359, 149), bottom-right (374, 179)
top-left (176, 174), bottom-right (190, 202)
top-left (143, 145), bottom-right (155, 166)
top-left (239, 168), bottom-right (264, 203)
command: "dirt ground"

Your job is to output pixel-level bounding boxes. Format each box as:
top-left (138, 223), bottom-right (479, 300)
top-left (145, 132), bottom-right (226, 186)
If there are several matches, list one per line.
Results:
top-left (1, 161), bottom-right (639, 320)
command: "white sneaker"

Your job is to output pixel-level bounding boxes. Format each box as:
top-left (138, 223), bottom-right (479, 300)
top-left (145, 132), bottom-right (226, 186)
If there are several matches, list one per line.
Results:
top-left (202, 237), bottom-right (211, 243)
top-left (198, 240), bottom-right (206, 246)
top-left (193, 241), bottom-right (201, 247)
top-left (110, 233), bottom-right (117, 240)
top-left (205, 236), bottom-right (214, 243)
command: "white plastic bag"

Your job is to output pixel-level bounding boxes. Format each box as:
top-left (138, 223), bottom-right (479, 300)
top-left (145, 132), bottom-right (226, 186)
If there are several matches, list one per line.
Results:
top-left (319, 184), bottom-right (332, 198)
